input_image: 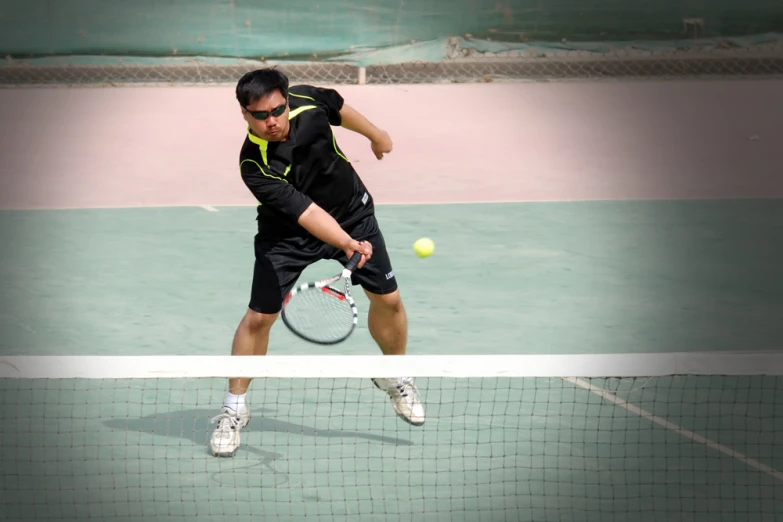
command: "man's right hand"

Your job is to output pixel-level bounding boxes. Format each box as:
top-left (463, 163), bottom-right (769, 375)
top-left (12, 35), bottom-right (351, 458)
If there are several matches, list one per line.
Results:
top-left (344, 239), bottom-right (372, 269)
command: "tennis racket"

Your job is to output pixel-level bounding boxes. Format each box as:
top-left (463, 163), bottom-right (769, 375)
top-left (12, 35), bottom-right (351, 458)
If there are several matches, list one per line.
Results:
top-left (281, 251), bottom-right (363, 345)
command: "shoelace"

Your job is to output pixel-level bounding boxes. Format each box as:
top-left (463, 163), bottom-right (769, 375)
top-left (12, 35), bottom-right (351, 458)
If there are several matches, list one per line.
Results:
top-left (395, 377), bottom-right (416, 398)
top-left (210, 411), bottom-right (241, 435)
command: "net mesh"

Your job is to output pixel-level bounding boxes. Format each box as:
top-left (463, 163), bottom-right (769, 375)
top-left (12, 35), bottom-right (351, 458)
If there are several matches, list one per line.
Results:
top-left (1, 353), bottom-right (781, 521)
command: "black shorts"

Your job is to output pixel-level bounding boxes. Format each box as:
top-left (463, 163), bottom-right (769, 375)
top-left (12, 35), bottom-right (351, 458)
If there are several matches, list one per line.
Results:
top-left (248, 215), bottom-right (398, 314)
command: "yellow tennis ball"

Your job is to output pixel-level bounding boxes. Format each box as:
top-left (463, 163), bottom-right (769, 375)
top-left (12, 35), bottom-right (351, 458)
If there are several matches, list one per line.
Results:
top-left (413, 238), bottom-right (434, 258)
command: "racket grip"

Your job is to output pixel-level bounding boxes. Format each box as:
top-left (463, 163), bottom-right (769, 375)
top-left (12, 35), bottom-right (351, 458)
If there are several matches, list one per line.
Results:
top-left (345, 251), bottom-right (363, 272)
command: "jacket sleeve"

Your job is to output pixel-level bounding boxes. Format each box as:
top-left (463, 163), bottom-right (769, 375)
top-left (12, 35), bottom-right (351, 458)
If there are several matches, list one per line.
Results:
top-left (289, 84), bottom-right (344, 126)
top-left (240, 159), bottom-right (313, 221)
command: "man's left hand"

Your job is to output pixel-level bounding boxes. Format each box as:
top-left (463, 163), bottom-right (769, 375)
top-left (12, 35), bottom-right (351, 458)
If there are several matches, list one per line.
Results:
top-left (371, 130), bottom-right (393, 160)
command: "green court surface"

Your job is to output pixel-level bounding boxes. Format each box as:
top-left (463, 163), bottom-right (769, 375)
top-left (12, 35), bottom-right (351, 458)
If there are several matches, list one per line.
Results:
top-left (1, 199), bottom-right (782, 521)
top-left (1, 199), bottom-right (782, 357)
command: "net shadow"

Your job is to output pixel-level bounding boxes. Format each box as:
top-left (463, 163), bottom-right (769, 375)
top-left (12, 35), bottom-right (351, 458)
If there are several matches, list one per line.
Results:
top-left (102, 408), bottom-right (413, 448)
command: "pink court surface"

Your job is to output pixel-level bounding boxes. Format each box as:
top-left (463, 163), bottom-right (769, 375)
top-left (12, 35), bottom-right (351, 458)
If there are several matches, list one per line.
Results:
top-left (0, 79), bottom-right (781, 210)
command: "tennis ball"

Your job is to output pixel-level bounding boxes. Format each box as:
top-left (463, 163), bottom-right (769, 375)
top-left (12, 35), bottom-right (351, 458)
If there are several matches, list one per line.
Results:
top-left (413, 238), bottom-right (435, 258)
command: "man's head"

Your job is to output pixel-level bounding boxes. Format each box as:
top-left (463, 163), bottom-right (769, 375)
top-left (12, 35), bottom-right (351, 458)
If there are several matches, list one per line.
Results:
top-left (236, 68), bottom-right (290, 142)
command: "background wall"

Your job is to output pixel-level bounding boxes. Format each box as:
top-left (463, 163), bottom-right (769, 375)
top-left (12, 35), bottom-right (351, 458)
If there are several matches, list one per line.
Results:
top-left (1, 0), bottom-right (782, 65)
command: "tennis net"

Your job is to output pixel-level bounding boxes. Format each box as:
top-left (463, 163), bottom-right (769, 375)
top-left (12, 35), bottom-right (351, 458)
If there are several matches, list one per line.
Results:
top-left (1, 353), bottom-right (781, 521)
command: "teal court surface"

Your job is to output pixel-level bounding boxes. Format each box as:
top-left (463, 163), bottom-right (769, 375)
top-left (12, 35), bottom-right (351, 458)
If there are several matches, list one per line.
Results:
top-left (1, 199), bottom-right (782, 521)
top-left (3, 199), bottom-right (783, 357)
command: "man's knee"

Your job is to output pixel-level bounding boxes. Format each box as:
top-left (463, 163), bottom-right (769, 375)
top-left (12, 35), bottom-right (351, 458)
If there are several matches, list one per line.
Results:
top-left (241, 308), bottom-right (279, 332)
top-left (365, 288), bottom-right (404, 313)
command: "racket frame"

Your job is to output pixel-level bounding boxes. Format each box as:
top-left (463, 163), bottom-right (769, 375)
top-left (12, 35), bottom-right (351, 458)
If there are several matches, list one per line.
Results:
top-left (281, 252), bottom-right (363, 345)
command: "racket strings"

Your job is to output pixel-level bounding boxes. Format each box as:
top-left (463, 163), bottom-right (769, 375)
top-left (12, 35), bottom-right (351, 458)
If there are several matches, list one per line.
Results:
top-left (284, 284), bottom-right (355, 343)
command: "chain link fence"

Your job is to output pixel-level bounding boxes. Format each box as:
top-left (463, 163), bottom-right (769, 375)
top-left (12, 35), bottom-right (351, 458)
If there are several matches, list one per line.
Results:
top-left (2, 36), bottom-right (782, 86)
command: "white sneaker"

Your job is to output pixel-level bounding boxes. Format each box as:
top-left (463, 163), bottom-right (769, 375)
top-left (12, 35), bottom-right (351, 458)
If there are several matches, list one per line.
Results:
top-left (209, 406), bottom-right (251, 457)
top-left (372, 377), bottom-right (425, 426)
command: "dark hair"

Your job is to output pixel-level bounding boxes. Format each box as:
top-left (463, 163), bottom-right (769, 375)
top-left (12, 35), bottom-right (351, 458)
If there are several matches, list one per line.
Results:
top-left (235, 68), bottom-right (289, 107)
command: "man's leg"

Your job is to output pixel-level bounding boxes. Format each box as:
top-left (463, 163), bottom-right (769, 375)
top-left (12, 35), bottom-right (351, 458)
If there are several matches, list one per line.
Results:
top-left (225, 309), bottom-right (279, 404)
top-left (364, 288), bottom-right (424, 425)
top-left (210, 309), bottom-right (278, 458)
top-left (333, 216), bottom-right (425, 426)
top-left (365, 288), bottom-right (407, 356)
top-left (210, 238), bottom-right (310, 457)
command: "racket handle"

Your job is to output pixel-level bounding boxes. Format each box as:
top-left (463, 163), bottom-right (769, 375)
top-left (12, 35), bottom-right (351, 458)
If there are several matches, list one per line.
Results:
top-left (345, 251), bottom-right (363, 272)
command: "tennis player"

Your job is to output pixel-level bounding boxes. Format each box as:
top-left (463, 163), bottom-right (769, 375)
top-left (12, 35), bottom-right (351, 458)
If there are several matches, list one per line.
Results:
top-left (210, 68), bottom-right (425, 457)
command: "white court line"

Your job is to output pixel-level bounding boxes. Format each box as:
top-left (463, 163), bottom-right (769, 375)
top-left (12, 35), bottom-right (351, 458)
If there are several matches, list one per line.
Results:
top-left (201, 205), bottom-right (218, 212)
top-left (565, 377), bottom-right (783, 483)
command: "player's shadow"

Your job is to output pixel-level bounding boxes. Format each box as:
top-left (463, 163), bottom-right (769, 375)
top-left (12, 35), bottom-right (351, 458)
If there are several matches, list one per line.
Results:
top-left (102, 408), bottom-right (413, 452)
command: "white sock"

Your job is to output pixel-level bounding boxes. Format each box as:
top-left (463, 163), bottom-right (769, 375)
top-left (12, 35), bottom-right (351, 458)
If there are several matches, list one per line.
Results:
top-left (224, 392), bottom-right (247, 413)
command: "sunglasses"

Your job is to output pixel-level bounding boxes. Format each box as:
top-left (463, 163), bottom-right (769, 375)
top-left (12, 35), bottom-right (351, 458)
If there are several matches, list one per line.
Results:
top-left (244, 102), bottom-right (287, 120)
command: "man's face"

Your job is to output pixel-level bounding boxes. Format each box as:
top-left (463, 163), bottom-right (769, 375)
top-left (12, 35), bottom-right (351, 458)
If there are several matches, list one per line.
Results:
top-left (241, 89), bottom-right (289, 142)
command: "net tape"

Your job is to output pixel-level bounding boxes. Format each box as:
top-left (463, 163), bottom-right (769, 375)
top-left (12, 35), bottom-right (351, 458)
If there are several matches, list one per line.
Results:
top-left (2, 37), bottom-right (782, 86)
